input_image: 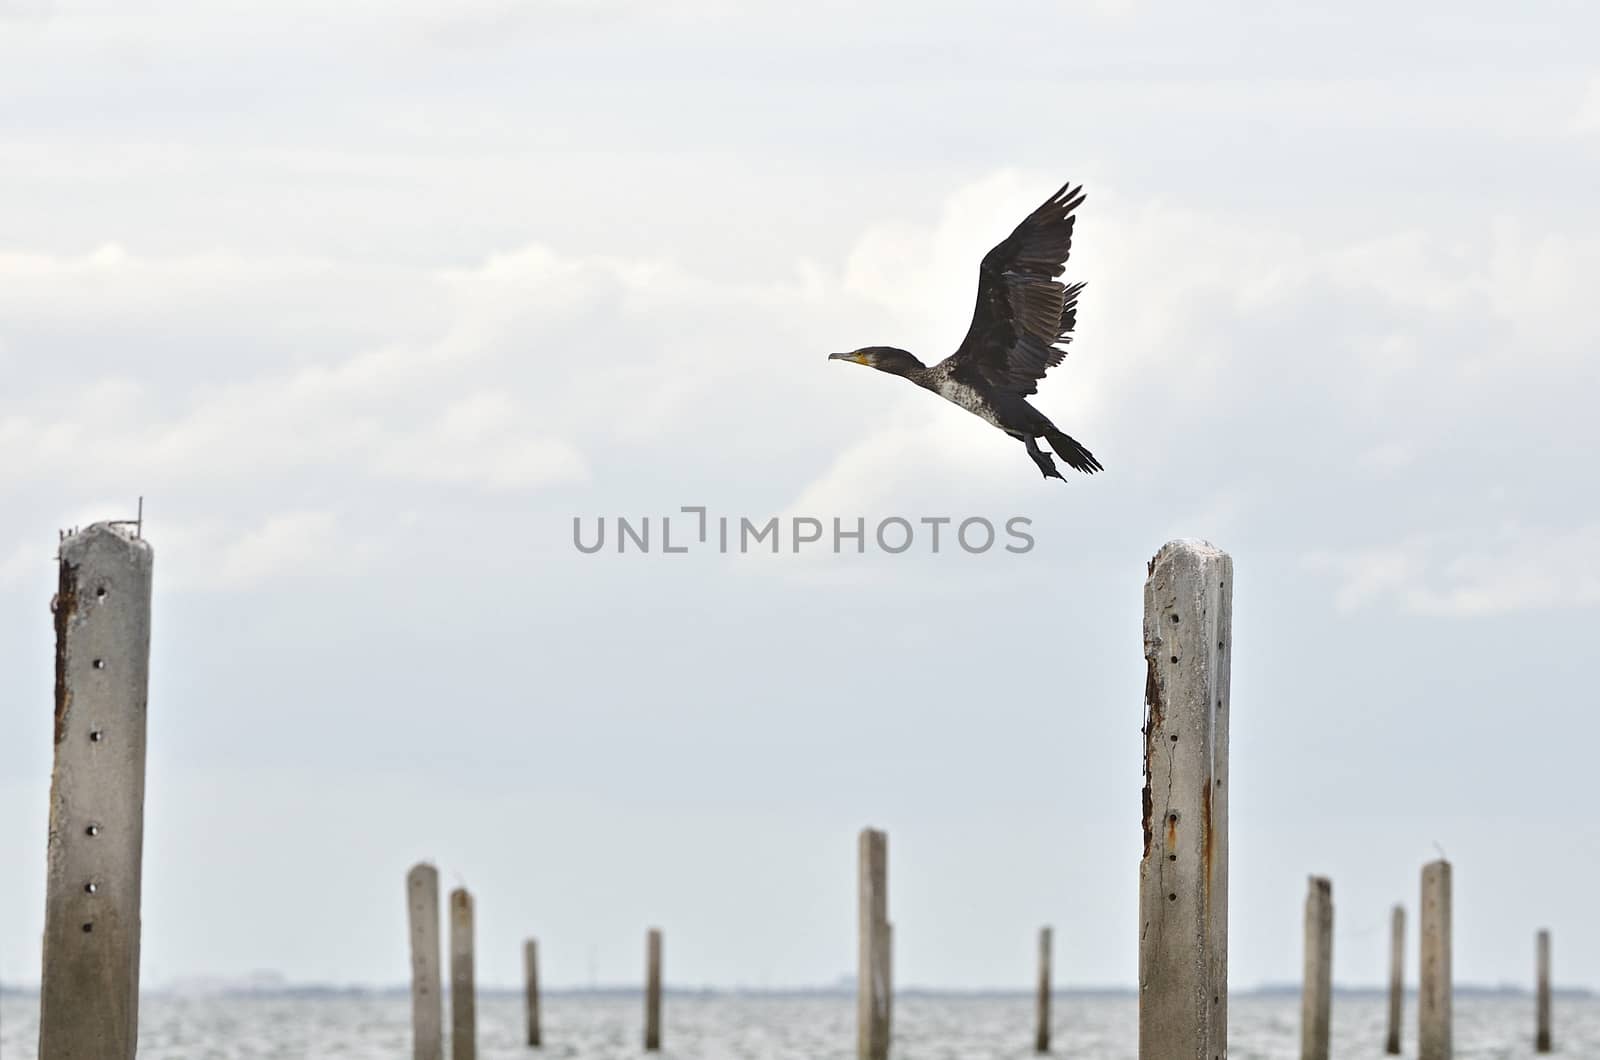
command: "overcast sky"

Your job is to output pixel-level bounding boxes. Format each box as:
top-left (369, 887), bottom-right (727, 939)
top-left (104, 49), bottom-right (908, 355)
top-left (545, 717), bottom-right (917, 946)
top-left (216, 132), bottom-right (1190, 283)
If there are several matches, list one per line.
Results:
top-left (3, 0), bottom-right (1600, 994)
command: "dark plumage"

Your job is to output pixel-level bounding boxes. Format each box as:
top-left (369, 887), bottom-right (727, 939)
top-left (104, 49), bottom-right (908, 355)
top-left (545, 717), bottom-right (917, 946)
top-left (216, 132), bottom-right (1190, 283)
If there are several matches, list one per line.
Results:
top-left (829, 182), bottom-right (1101, 482)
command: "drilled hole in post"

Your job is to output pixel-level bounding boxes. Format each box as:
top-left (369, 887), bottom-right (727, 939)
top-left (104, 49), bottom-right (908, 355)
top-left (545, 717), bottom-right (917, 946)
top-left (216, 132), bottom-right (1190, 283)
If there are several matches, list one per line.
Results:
top-left (1168, 854), bottom-right (1177, 862)
top-left (92, 659), bottom-right (106, 670)
top-left (1169, 655), bottom-right (1178, 663)
top-left (85, 824), bottom-right (101, 837)
top-left (84, 881), bottom-right (98, 894)
top-left (1169, 734), bottom-right (1178, 743)
top-left (1168, 893), bottom-right (1177, 902)
top-left (1168, 813), bottom-right (1178, 823)
top-left (89, 730), bottom-right (103, 742)
top-left (81, 922), bottom-right (93, 933)
top-left (1169, 614), bottom-right (1179, 624)
top-left (95, 586), bottom-right (108, 599)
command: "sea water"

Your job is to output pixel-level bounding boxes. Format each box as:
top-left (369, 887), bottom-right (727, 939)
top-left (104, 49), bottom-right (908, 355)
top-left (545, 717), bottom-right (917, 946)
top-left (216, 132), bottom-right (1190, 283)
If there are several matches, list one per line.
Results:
top-left (2, 993), bottom-right (1595, 1058)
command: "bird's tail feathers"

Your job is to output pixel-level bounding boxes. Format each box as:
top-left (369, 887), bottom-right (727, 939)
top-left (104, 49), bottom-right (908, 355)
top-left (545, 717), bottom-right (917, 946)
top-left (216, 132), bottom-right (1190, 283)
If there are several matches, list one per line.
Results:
top-left (1045, 429), bottom-right (1103, 474)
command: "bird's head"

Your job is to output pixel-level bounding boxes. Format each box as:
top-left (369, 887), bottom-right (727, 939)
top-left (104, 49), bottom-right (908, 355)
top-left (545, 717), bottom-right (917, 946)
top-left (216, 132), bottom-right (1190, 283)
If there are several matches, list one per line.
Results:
top-left (828, 346), bottom-right (925, 377)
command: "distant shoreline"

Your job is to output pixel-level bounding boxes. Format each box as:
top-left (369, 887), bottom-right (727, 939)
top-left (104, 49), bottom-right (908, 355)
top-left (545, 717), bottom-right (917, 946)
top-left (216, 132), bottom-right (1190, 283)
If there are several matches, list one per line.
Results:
top-left (2, 983), bottom-right (1594, 1001)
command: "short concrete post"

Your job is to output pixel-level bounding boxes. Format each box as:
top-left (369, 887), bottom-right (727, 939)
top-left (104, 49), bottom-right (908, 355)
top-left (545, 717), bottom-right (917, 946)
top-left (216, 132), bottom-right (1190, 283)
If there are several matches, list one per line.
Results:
top-left (1035, 926), bottom-right (1053, 1053)
top-left (1418, 860), bottom-right (1452, 1060)
top-left (407, 864), bottom-right (444, 1060)
top-left (858, 827), bottom-right (890, 1060)
top-left (1535, 928), bottom-right (1551, 1053)
top-left (38, 523), bottom-right (155, 1060)
top-left (1300, 877), bottom-right (1333, 1060)
top-left (524, 938), bottom-right (542, 1048)
top-left (450, 888), bottom-right (476, 1060)
top-left (1385, 904), bottom-right (1404, 1055)
top-left (1139, 540), bottom-right (1231, 1060)
top-left (644, 927), bottom-right (663, 1051)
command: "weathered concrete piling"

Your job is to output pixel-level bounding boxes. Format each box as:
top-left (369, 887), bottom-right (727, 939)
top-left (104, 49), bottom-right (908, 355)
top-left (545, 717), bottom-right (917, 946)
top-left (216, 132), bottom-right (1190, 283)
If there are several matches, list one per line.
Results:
top-left (644, 928), bottom-right (663, 1051)
top-left (1035, 926), bottom-right (1053, 1053)
top-left (1536, 929), bottom-right (1551, 1053)
top-left (1419, 860), bottom-right (1452, 1060)
top-left (1301, 877), bottom-right (1332, 1060)
top-left (858, 827), bottom-right (890, 1060)
top-left (407, 864), bottom-right (444, 1060)
top-left (1385, 904), bottom-right (1404, 1055)
top-left (450, 888), bottom-right (476, 1060)
top-left (1139, 540), bottom-right (1232, 1060)
top-left (885, 920), bottom-right (895, 1044)
top-left (525, 938), bottom-right (542, 1048)
top-left (38, 523), bottom-right (155, 1060)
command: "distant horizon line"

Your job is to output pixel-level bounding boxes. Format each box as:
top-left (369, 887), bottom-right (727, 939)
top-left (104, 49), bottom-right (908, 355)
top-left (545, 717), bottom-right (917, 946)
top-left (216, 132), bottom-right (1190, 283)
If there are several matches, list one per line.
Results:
top-left (1, 981), bottom-right (1594, 1000)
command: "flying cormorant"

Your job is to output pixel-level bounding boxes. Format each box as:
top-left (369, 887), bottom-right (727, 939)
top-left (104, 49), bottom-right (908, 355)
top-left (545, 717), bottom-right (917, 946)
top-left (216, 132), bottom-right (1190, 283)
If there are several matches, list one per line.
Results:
top-left (830, 182), bottom-right (1101, 482)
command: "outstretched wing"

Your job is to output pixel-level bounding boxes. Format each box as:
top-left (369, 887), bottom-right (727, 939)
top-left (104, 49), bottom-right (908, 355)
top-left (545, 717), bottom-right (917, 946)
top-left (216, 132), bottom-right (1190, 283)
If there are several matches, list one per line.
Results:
top-left (942, 182), bottom-right (1086, 396)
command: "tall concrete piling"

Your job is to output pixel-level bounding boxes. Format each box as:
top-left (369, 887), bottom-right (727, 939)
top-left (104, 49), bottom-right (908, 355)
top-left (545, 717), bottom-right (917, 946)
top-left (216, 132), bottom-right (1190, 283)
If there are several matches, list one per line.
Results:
top-left (858, 827), bottom-right (890, 1060)
top-left (1418, 860), bottom-right (1452, 1060)
top-left (450, 888), bottom-right (476, 1060)
top-left (644, 928), bottom-right (663, 1051)
top-left (407, 864), bottom-right (444, 1060)
top-left (524, 938), bottom-right (542, 1048)
top-left (1035, 926), bottom-right (1053, 1053)
top-left (1301, 877), bottom-right (1333, 1060)
top-left (885, 920), bottom-right (895, 1046)
top-left (1139, 540), bottom-right (1232, 1060)
top-left (1536, 928), bottom-right (1551, 1053)
top-left (38, 523), bottom-right (154, 1060)
top-left (1385, 904), bottom-right (1404, 1055)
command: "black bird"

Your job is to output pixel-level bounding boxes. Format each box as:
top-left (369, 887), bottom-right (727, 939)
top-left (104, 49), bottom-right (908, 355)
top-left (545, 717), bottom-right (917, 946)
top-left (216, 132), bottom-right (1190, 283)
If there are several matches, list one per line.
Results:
top-left (830, 182), bottom-right (1101, 482)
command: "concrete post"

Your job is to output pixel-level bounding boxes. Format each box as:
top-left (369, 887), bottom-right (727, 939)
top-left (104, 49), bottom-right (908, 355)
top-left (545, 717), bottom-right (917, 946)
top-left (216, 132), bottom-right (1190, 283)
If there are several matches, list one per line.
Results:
top-left (450, 888), bottom-right (476, 1060)
top-left (644, 927), bottom-right (662, 1051)
top-left (407, 864), bottom-right (444, 1060)
top-left (524, 938), bottom-right (542, 1048)
top-left (1418, 860), bottom-right (1451, 1060)
top-left (1385, 904), bottom-right (1404, 1055)
top-left (1535, 928), bottom-right (1551, 1053)
top-left (1139, 540), bottom-right (1231, 1060)
top-left (38, 523), bottom-right (154, 1060)
top-left (1300, 876), bottom-right (1332, 1060)
top-left (885, 920), bottom-right (894, 1047)
top-left (1035, 926), bottom-right (1053, 1053)
top-left (858, 827), bottom-right (890, 1060)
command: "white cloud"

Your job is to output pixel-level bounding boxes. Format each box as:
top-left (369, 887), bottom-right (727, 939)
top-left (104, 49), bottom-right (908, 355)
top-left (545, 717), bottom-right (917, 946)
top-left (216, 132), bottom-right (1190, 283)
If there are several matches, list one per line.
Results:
top-left (0, 539), bottom-right (43, 586)
top-left (785, 409), bottom-right (1020, 518)
top-left (0, 0), bottom-right (51, 22)
top-left (374, 392), bottom-right (588, 491)
top-left (147, 510), bottom-right (392, 591)
top-left (7, 170), bottom-right (1600, 614)
top-left (685, 177), bottom-right (1595, 565)
top-left (213, 511), bottom-right (340, 589)
top-left (1571, 77), bottom-right (1600, 135)
top-left (1359, 440), bottom-right (1417, 475)
top-left (842, 170), bottom-right (1064, 357)
top-left (0, 509), bottom-right (383, 592)
top-left (0, 240), bottom-right (734, 495)
top-left (1310, 523), bottom-right (1600, 617)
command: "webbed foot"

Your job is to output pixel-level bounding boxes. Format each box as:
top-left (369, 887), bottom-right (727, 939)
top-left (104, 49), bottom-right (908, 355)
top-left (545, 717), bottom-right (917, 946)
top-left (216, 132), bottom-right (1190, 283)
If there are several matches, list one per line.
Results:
top-left (1024, 436), bottom-right (1066, 481)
